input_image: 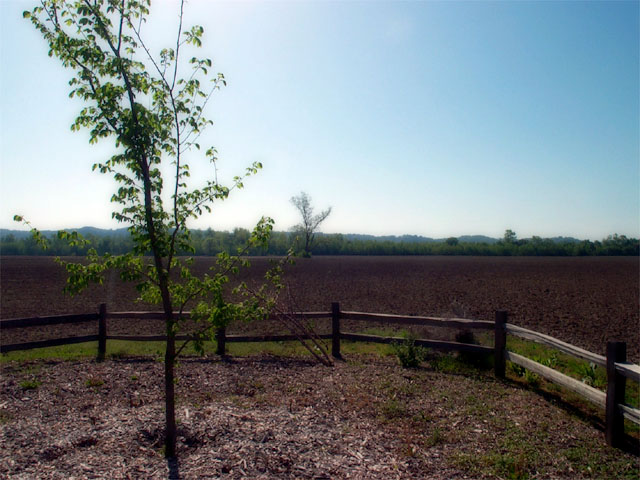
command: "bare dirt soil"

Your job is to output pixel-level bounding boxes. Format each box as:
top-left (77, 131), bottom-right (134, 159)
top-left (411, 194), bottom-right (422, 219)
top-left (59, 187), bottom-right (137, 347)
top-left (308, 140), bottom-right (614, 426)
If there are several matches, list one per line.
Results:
top-left (1, 256), bottom-right (638, 361)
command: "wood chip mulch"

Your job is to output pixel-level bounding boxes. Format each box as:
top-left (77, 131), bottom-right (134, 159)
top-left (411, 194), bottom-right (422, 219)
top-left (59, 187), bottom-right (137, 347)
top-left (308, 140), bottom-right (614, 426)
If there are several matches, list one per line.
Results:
top-left (1, 354), bottom-right (638, 479)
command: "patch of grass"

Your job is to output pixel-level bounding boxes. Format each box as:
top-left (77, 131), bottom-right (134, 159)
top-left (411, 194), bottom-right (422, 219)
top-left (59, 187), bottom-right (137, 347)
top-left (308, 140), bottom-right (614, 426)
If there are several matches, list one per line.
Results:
top-left (463, 393), bottom-right (492, 416)
top-left (490, 452), bottom-right (532, 480)
top-left (507, 337), bottom-right (637, 407)
top-left (379, 397), bottom-right (409, 421)
top-left (2, 342), bottom-right (100, 363)
top-left (576, 362), bottom-right (606, 388)
top-left (430, 353), bottom-right (485, 376)
top-left (227, 340), bottom-right (313, 358)
top-left (85, 377), bottom-right (104, 388)
top-left (362, 327), bottom-right (409, 338)
top-left (523, 369), bottom-right (540, 388)
top-left (424, 426), bottom-right (445, 447)
top-left (453, 420), bottom-right (539, 480)
top-left (510, 362), bottom-right (526, 377)
top-left (342, 340), bottom-right (393, 357)
top-left (19, 379), bottom-right (41, 390)
top-left (377, 377), bottom-right (420, 401)
top-left (561, 444), bottom-right (640, 479)
top-left (1, 340), bottom-right (222, 363)
top-left (411, 410), bottom-right (433, 425)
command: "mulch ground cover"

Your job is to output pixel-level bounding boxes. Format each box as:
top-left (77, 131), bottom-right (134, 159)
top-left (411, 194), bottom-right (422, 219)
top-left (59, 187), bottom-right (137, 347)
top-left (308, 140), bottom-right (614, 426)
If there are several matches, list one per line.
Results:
top-left (1, 354), bottom-right (638, 479)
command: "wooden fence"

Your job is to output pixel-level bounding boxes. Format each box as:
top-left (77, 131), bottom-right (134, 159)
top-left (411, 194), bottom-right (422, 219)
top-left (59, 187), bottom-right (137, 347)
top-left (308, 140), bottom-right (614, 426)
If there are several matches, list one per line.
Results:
top-left (1, 302), bottom-right (638, 449)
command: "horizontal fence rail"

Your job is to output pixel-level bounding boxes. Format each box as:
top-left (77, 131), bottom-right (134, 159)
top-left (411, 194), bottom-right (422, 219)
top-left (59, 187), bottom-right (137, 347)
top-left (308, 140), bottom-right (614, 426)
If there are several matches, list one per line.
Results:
top-left (341, 311), bottom-right (495, 330)
top-left (619, 404), bottom-right (640, 425)
top-left (0, 335), bottom-right (100, 353)
top-left (341, 333), bottom-right (494, 354)
top-left (0, 313), bottom-right (100, 329)
top-left (615, 362), bottom-right (640, 384)
top-left (1, 302), bottom-right (638, 450)
top-left (107, 311), bottom-right (333, 321)
top-left (505, 323), bottom-right (606, 367)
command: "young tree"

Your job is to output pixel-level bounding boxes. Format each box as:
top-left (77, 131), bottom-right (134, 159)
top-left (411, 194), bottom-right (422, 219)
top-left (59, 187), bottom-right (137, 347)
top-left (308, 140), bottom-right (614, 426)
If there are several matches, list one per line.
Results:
top-left (290, 191), bottom-right (332, 257)
top-left (21, 0), bottom-right (282, 458)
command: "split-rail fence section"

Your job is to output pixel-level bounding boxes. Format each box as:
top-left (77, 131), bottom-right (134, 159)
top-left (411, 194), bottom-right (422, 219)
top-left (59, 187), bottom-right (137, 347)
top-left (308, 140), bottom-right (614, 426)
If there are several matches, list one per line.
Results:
top-left (1, 303), bottom-right (639, 450)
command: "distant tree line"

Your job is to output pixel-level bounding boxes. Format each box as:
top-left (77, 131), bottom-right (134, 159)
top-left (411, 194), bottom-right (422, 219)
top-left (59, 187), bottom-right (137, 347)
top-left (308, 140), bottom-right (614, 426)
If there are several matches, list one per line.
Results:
top-left (1, 229), bottom-right (637, 257)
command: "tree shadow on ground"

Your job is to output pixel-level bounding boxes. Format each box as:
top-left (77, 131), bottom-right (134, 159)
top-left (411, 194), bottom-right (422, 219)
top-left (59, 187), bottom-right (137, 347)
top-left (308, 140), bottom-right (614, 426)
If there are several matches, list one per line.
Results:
top-left (167, 457), bottom-right (180, 480)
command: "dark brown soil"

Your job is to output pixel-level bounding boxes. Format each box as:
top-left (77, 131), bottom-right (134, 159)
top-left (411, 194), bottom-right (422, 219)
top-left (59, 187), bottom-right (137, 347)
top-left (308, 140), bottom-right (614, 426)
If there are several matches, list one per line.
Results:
top-left (1, 256), bottom-right (638, 361)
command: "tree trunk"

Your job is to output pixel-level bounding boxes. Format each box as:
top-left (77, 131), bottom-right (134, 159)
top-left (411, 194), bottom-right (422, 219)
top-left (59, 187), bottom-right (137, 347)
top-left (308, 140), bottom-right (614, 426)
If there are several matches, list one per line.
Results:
top-left (304, 231), bottom-right (312, 257)
top-left (164, 328), bottom-right (177, 457)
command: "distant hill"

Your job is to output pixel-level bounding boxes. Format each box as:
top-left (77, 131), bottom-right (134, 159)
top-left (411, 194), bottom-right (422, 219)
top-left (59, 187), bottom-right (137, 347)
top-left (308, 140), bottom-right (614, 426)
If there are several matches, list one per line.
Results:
top-left (338, 234), bottom-right (502, 244)
top-left (0, 227), bottom-right (130, 239)
top-left (0, 228), bottom-right (581, 245)
top-left (457, 235), bottom-right (498, 244)
top-left (339, 233), bottom-right (438, 243)
top-left (545, 236), bottom-right (581, 244)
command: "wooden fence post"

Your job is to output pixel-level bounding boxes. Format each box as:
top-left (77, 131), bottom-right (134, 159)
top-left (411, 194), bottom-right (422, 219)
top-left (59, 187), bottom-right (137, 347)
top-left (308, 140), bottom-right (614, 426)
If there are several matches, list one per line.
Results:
top-left (606, 341), bottom-right (626, 447)
top-left (332, 302), bottom-right (341, 359)
top-left (97, 303), bottom-right (107, 362)
top-left (494, 311), bottom-right (507, 379)
top-left (216, 326), bottom-right (226, 356)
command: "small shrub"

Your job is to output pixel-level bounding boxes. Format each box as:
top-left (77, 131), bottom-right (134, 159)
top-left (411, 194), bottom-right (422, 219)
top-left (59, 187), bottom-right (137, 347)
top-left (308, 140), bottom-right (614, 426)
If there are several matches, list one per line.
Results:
top-left (392, 333), bottom-right (427, 368)
top-left (431, 354), bottom-right (466, 374)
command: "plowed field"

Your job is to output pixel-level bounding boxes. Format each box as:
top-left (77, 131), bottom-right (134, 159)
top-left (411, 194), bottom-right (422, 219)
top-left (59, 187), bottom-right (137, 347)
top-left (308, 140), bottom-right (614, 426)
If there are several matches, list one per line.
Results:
top-left (1, 256), bottom-right (638, 361)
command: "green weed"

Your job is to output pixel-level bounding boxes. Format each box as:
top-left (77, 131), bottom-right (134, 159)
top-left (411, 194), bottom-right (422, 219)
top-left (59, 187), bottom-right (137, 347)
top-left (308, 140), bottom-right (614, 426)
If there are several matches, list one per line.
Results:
top-left (85, 377), bottom-right (104, 388)
top-left (425, 427), bottom-right (445, 447)
top-left (391, 333), bottom-right (427, 368)
top-left (380, 398), bottom-right (409, 420)
top-left (19, 379), bottom-right (41, 390)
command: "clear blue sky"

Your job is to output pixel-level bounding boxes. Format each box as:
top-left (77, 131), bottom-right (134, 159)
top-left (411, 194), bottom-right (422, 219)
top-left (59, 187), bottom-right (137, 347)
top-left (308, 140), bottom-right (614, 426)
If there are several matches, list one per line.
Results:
top-left (1, 0), bottom-right (638, 240)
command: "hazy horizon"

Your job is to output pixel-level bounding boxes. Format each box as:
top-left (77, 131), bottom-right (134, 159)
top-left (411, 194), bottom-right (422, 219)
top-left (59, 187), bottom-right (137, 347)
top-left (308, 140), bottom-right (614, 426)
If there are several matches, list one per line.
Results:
top-left (1, 223), bottom-right (633, 243)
